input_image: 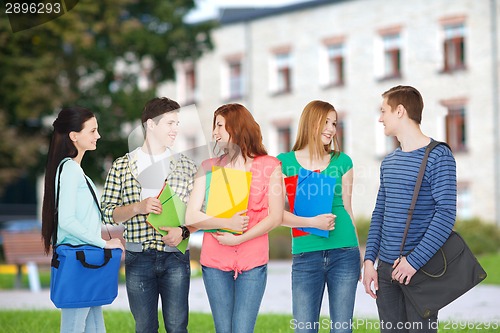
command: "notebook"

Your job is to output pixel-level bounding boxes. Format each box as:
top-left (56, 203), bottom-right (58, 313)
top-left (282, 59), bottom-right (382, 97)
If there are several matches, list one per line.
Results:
top-left (147, 183), bottom-right (189, 253)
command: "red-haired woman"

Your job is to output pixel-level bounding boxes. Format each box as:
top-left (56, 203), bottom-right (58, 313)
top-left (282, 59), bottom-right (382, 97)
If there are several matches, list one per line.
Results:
top-left (186, 103), bottom-right (284, 333)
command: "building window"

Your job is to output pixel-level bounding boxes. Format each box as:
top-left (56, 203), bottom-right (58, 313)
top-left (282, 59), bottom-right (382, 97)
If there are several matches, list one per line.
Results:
top-left (275, 52), bottom-right (292, 94)
top-left (277, 126), bottom-right (292, 153)
top-left (335, 117), bottom-right (346, 151)
top-left (228, 60), bottom-right (243, 100)
top-left (457, 182), bottom-right (472, 219)
top-left (184, 67), bottom-right (197, 105)
top-left (382, 33), bottom-right (401, 79)
top-left (443, 24), bottom-right (466, 72)
top-left (326, 43), bottom-right (344, 86)
top-left (445, 105), bottom-right (467, 152)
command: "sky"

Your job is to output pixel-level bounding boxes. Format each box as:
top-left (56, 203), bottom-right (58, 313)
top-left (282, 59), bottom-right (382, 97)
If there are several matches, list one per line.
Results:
top-left (186, 0), bottom-right (312, 22)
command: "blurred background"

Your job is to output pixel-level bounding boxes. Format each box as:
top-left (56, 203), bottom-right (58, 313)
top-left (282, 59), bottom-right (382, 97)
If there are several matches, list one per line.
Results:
top-left (1, 0), bottom-right (500, 264)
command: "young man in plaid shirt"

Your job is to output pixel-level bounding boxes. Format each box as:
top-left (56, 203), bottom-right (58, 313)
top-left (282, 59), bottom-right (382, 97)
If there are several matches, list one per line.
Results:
top-left (101, 97), bottom-right (197, 333)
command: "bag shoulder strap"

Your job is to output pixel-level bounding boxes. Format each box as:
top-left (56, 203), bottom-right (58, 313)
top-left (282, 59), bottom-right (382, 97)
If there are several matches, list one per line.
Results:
top-left (84, 176), bottom-right (112, 240)
top-left (398, 141), bottom-right (451, 257)
top-left (52, 159), bottom-right (111, 248)
top-left (53, 159), bottom-right (70, 248)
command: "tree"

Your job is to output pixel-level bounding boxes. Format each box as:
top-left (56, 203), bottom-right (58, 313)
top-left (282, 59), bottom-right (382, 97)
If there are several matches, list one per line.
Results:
top-left (0, 0), bottom-right (214, 194)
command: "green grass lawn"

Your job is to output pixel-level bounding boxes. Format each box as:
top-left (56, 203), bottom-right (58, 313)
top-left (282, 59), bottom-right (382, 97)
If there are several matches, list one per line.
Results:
top-left (478, 252), bottom-right (500, 284)
top-left (0, 311), bottom-right (498, 333)
top-left (0, 254), bottom-right (498, 332)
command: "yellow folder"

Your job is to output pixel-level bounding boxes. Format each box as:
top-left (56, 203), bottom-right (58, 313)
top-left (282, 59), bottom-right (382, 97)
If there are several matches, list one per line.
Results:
top-left (147, 183), bottom-right (189, 253)
top-left (205, 166), bottom-right (252, 234)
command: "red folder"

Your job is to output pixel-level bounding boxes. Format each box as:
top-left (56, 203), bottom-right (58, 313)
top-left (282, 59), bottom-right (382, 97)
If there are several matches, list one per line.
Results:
top-left (284, 175), bottom-right (309, 237)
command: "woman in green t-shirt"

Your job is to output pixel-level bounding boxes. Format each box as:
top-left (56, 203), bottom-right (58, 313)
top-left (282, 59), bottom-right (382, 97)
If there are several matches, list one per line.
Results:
top-left (277, 100), bottom-right (360, 333)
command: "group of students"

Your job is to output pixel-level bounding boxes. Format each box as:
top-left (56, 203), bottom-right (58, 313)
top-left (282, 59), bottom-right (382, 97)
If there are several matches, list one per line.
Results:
top-left (41, 84), bottom-right (457, 333)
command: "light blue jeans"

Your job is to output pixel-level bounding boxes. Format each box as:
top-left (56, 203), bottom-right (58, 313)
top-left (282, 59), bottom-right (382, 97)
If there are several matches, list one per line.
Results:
top-left (125, 249), bottom-right (191, 333)
top-left (202, 264), bottom-right (267, 333)
top-left (60, 307), bottom-right (105, 333)
top-left (292, 247), bottom-right (360, 333)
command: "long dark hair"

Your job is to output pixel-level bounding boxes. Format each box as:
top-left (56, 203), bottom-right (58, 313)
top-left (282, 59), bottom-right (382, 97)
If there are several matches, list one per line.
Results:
top-left (41, 106), bottom-right (95, 253)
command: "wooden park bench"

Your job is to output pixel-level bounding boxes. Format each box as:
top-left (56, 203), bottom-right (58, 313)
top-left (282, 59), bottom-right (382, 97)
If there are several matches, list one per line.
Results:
top-left (1, 229), bottom-right (49, 292)
top-left (1, 225), bottom-right (125, 292)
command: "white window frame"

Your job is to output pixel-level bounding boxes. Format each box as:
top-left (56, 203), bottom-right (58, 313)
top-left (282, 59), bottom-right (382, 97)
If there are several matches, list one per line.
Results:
top-left (270, 52), bottom-right (292, 95)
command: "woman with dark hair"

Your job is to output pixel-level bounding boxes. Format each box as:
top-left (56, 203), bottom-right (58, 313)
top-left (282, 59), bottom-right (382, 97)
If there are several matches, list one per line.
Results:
top-left (41, 106), bottom-right (123, 333)
top-left (185, 103), bottom-right (284, 333)
top-left (277, 100), bottom-right (360, 333)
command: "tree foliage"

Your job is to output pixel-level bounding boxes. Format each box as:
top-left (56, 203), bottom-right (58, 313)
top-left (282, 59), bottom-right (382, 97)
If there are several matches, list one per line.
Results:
top-left (0, 0), bottom-right (214, 193)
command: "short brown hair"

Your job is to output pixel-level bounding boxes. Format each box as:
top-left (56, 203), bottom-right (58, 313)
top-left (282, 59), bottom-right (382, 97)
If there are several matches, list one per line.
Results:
top-left (141, 97), bottom-right (180, 125)
top-left (382, 85), bottom-right (424, 124)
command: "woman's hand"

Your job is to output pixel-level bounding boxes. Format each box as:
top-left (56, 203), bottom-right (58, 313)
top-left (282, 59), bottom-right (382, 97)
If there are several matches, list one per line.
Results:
top-left (309, 213), bottom-right (335, 230)
top-left (105, 238), bottom-right (124, 251)
top-left (228, 210), bottom-right (249, 232)
top-left (212, 231), bottom-right (243, 246)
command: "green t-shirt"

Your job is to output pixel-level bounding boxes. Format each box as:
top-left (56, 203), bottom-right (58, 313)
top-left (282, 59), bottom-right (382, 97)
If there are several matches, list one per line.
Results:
top-left (277, 151), bottom-right (359, 254)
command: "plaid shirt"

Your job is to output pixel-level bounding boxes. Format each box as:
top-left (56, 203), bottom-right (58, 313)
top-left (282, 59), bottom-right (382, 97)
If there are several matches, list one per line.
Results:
top-left (101, 148), bottom-right (197, 251)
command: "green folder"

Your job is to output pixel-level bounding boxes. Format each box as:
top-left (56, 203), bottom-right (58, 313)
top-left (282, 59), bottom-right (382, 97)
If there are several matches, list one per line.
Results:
top-left (147, 183), bottom-right (189, 253)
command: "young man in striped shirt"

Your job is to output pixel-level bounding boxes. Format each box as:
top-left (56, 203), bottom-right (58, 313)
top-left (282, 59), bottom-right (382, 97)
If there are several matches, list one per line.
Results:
top-left (363, 85), bottom-right (457, 333)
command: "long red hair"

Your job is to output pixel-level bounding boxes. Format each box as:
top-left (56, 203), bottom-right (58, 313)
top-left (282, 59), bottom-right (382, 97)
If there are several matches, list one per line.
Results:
top-left (213, 103), bottom-right (267, 161)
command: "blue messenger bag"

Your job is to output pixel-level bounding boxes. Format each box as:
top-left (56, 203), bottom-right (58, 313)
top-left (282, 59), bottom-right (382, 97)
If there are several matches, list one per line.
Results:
top-left (50, 244), bottom-right (122, 308)
top-left (50, 160), bottom-right (122, 308)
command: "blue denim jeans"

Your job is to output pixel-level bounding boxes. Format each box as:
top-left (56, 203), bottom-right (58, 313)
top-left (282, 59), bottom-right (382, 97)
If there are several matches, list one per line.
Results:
top-left (60, 306), bottom-right (105, 333)
top-left (292, 247), bottom-right (360, 333)
top-left (202, 264), bottom-right (267, 333)
top-left (376, 260), bottom-right (438, 333)
top-left (125, 249), bottom-right (190, 333)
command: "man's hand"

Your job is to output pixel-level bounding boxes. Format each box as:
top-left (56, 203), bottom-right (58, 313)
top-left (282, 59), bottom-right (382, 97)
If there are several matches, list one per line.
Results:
top-left (135, 197), bottom-right (162, 215)
top-left (363, 260), bottom-right (378, 299)
top-left (160, 226), bottom-right (182, 247)
top-left (391, 257), bottom-right (417, 285)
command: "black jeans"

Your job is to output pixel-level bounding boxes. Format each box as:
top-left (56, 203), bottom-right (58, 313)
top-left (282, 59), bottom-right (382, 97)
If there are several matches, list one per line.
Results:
top-left (376, 261), bottom-right (438, 333)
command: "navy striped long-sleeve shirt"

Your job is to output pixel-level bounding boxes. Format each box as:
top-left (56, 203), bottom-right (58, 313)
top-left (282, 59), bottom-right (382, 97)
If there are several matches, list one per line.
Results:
top-left (364, 141), bottom-right (457, 270)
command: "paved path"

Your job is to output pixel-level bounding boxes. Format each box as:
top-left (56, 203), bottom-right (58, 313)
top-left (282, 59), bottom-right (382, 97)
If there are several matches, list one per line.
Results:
top-left (1, 261), bottom-right (499, 323)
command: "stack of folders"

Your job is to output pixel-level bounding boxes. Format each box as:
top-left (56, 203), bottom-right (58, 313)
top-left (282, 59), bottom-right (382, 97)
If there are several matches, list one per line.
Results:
top-left (205, 166), bottom-right (252, 234)
top-left (147, 183), bottom-right (189, 253)
top-left (284, 168), bottom-right (336, 238)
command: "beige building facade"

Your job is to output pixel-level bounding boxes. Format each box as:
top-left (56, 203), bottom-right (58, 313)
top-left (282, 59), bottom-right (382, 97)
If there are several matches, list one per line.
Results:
top-left (160, 0), bottom-right (500, 224)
